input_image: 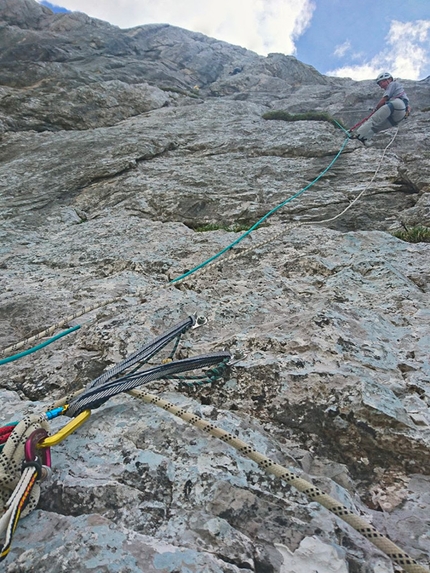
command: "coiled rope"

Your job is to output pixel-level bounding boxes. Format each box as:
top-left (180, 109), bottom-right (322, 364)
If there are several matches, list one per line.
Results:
top-left (0, 414), bottom-right (50, 561)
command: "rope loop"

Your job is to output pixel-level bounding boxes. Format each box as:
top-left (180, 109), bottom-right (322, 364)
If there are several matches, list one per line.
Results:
top-left (0, 414), bottom-right (50, 562)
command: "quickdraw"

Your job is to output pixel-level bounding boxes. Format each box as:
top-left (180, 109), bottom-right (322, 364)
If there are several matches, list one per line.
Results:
top-left (0, 316), bottom-right (231, 561)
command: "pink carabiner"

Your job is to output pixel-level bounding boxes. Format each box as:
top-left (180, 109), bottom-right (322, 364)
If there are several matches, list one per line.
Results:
top-left (24, 428), bottom-right (51, 468)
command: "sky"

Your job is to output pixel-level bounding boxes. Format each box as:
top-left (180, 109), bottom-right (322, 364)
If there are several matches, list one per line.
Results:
top-left (37, 0), bottom-right (430, 81)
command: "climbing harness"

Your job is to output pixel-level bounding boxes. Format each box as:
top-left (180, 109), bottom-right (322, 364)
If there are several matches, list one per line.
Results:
top-left (386, 100), bottom-right (406, 126)
top-left (349, 97), bottom-right (408, 134)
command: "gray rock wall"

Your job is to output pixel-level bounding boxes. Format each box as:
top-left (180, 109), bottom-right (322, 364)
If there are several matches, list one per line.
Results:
top-left (1, 1), bottom-right (429, 572)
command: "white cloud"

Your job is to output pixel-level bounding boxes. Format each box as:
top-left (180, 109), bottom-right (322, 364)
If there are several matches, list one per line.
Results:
top-left (38, 0), bottom-right (316, 56)
top-left (327, 19), bottom-right (430, 80)
top-left (389, 20), bottom-right (430, 79)
top-left (333, 41), bottom-right (351, 58)
top-left (351, 51), bottom-right (365, 62)
top-left (327, 62), bottom-right (381, 82)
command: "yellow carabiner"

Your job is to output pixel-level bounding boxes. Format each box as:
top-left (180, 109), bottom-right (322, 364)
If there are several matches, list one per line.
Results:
top-left (37, 410), bottom-right (91, 448)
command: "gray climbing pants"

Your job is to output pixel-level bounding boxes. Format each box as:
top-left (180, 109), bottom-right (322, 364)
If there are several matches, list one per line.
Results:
top-left (355, 98), bottom-right (406, 141)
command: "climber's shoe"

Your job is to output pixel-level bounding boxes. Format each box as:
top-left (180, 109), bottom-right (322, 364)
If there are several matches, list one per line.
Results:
top-left (356, 135), bottom-right (372, 147)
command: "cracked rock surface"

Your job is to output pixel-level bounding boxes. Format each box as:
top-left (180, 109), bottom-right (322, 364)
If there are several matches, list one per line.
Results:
top-left (1, 1), bottom-right (429, 572)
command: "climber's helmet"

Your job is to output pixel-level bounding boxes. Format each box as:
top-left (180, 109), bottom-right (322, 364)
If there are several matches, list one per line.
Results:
top-left (376, 72), bottom-right (393, 86)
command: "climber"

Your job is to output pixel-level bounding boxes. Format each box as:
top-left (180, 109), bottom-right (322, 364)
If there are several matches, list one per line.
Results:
top-left (351, 72), bottom-right (410, 146)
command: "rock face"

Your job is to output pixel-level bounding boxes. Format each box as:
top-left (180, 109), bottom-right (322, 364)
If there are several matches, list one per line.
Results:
top-left (0, 1), bottom-right (429, 572)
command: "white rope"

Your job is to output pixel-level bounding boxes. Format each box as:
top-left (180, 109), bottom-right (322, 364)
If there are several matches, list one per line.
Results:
top-left (0, 414), bottom-right (50, 561)
top-left (315, 127), bottom-right (399, 224)
top-left (174, 129), bottom-right (400, 287)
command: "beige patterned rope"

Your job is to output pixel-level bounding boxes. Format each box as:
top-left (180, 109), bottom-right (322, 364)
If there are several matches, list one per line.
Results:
top-left (9, 376), bottom-right (428, 573)
top-left (0, 296), bottom-right (123, 357)
top-left (0, 414), bottom-right (49, 516)
top-left (128, 388), bottom-right (429, 573)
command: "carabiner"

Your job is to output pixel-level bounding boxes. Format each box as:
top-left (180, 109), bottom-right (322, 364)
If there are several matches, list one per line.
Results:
top-left (25, 428), bottom-right (51, 466)
top-left (23, 428), bottom-right (52, 482)
top-left (37, 409), bottom-right (91, 448)
top-left (192, 315), bottom-right (207, 329)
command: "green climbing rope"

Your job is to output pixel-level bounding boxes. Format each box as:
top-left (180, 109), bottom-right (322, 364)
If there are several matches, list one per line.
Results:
top-left (1, 132), bottom-right (349, 364)
top-left (171, 135), bottom-right (350, 283)
top-left (0, 326), bottom-right (81, 366)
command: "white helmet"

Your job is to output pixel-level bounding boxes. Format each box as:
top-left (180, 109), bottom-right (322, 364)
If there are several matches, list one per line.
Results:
top-left (376, 72), bottom-right (392, 84)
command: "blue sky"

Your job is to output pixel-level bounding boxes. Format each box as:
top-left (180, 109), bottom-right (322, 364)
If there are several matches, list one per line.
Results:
top-left (38, 0), bottom-right (430, 80)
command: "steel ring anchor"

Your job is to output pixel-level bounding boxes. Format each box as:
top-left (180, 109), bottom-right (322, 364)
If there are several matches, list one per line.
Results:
top-left (23, 428), bottom-right (52, 482)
